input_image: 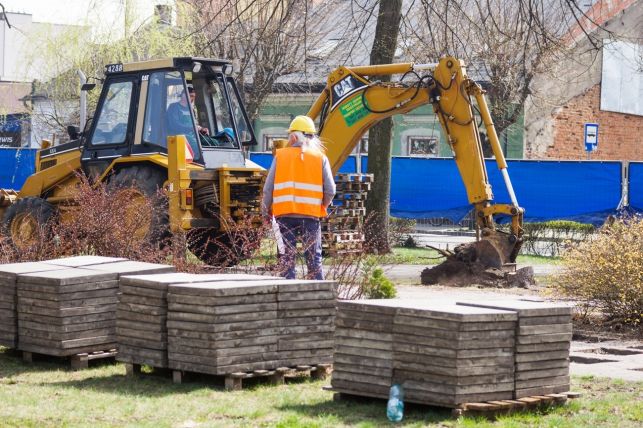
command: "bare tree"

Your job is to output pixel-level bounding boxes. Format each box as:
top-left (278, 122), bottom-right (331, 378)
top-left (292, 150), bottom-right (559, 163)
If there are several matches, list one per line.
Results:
top-left (364, 0), bottom-right (403, 254)
top-left (185, 0), bottom-right (337, 121)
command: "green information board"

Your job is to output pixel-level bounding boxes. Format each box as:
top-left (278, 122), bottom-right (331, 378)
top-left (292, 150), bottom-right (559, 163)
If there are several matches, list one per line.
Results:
top-left (339, 96), bottom-right (368, 127)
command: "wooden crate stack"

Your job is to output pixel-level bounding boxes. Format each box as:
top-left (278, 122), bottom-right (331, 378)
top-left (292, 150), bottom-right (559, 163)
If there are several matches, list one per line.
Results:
top-left (167, 281), bottom-right (279, 375)
top-left (322, 173), bottom-right (373, 256)
top-left (16, 268), bottom-right (121, 356)
top-left (13, 258), bottom-right (173, 359)
top-left (277, 281), bottom-right (336, 366)
top-left (332, 300), bottom-right (397, 399)
top-left (117, 273), bottom-right (276, 368)
top-left (392, 303), bottom-right (517, 407)
top-left (457, 300), bottom-right (572, 398)
top-left (166, 279), bottom-right (336, 376)
top-left (331, 300), bottom-right (518, 407)
top-left (0, 262), bottom-right (67, 348)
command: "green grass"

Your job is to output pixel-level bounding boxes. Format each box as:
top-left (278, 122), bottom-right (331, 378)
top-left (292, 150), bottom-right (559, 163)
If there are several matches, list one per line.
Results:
top-left (1, 348), bottom-right (641, 427)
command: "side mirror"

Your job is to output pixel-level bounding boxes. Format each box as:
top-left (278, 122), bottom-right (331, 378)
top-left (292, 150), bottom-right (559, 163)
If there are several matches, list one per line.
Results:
top-left (67, 125), bottom-right (81, 140)
top-left (81, 83), bottom-right (96, 91)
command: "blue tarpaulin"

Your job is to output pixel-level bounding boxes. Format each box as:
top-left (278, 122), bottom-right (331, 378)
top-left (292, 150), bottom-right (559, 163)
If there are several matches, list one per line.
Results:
top-left (0, 148), bottom-right (37, 190)
top-left (1, 149), bottom-right (626, 226)
top-left (629, 162), bottom-right (643, 213)
top-left (484, 160), bottom-right (622, 225)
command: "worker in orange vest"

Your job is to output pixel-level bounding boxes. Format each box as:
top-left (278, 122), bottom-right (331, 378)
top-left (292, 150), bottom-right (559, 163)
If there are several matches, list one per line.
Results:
top-left (262, 116), bottom-right (336, 279)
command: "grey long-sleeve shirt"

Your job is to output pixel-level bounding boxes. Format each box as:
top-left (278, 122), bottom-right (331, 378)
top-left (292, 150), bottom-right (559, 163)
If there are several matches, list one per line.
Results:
top-left (262, 142), bottom-right (336, 218)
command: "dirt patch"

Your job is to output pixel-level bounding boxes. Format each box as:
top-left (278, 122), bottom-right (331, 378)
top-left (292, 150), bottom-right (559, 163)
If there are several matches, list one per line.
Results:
top-left (420, 258), bottom-right (535, 288)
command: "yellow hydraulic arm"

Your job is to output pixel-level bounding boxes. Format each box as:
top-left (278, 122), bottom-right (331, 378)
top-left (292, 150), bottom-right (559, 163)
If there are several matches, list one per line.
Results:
top-left (307, 56), bottom-right (524, 265)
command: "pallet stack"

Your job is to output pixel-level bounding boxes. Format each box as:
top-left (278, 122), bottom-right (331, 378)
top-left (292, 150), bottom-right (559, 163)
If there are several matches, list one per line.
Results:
top-left (166, 279), bottom-right (337, 376)
top-left (392, 303), bottom-right (517, 406)
top-left (322, 173), bottom-right (373, 256)
top-left (277, 280), bottom-right (336, 367)
top-left (332, 300), bottom-right (518, 407)
top-left (457, 300), bottom-right (572, 398)
top-left (117, 273), bottom-right (274, 368)
top-left (331, 300), bottom-right (397, 399)
top-left (16, 268), bottom-right (121, 356)
top-left (167, 280), bottom-right (280, 375)
top-left (0, 262), bottom-right (66, 348)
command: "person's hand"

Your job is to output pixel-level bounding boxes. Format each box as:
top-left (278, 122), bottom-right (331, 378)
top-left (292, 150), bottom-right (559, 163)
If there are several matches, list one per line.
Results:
top-left (198, 126), bottom-right (210, 136)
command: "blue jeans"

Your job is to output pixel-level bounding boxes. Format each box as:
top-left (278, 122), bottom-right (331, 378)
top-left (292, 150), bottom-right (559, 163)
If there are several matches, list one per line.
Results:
top-left (276, 217), bottom-right (323, 280)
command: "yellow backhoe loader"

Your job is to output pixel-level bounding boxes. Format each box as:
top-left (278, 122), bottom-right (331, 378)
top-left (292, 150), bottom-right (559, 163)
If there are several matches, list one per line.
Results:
top-left (0, 57), bottom-right (265, 265)
top-left (1, 56), bottom-right (523, 280)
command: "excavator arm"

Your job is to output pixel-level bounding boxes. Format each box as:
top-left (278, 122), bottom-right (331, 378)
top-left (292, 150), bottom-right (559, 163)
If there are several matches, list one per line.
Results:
top-left (307, 56), bottom-right (524, 267)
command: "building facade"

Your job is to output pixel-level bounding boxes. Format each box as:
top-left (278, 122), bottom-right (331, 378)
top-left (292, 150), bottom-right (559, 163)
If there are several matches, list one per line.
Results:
top-left (524, 0), bottom-right (642, 160)
top-left (252, 93), bottom-right (524, 159)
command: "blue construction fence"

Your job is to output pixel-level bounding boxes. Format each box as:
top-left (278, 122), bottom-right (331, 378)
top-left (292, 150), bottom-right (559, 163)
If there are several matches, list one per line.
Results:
top-left (2, 148), bottom-right (641, 226)
top-left (253, 153), bottom-right (641, 226)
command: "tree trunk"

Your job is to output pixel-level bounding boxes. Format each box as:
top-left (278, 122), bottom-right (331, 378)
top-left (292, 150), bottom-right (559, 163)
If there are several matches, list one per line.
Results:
top-left (365, 0), bottom-right (402, 254)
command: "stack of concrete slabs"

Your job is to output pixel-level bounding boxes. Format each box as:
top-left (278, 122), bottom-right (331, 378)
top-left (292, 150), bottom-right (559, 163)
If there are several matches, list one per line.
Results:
top-left (458, 300), bottom-right (572, 398)
top-left (118, 273), bottom-right (278, 368)
top-left (392, 302), bottom-right (517, 407)
top-left (331, 300), bottom-right (399, 399)
top-left (42, 255), bottom-right (127, 268)
top-left (277, 280), bottom-right (336, 367)
top-left (167, 279), bottom-right (282, 375)
top-left (0, 262), bottom-right (67, 348)
top-left (16, 268), bottom-right (120, 356)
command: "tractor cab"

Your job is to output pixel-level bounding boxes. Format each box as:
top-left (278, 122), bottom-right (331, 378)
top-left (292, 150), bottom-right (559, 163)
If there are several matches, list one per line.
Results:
top-left (80, 57), bottom-right (257, 178)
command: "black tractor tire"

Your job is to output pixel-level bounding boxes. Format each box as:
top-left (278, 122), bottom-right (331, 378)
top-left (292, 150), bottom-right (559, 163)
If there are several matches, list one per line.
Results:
top-left (187, 228), bottom-right (261, 267)
top-left (2, 197), bottom-right (57, 251)
top-left (107, 165), bottom-right (170, 247)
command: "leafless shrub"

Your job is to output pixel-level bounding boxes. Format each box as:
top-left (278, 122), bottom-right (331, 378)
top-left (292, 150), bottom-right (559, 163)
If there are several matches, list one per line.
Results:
top-left (0, 174), bottom-right (207, 272)
top-left (550, 215), bottom-right (643, 326)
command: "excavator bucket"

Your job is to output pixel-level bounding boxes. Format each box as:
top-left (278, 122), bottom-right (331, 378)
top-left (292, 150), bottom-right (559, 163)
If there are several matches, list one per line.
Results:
top-left (463, 229), bottom-right (521, 268)
top-left (421, 230), bottom-right (524, 286)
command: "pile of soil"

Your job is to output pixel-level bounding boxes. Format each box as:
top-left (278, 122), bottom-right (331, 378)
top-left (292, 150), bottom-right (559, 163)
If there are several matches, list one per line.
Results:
top-left (420, 257), bottom-right (536, 288)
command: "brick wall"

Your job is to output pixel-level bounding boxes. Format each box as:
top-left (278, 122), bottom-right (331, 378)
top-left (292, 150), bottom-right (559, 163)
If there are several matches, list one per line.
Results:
top-left (537, 84), bottom-right (643, 160)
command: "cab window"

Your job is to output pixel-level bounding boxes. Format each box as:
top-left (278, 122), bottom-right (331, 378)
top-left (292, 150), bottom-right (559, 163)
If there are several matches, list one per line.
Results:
top-left (226, 78), bottom-right (254, 146)
top-left (90, 81), bottom-right (133, 146)
top-left (142, 71), bottom-right (199, 157)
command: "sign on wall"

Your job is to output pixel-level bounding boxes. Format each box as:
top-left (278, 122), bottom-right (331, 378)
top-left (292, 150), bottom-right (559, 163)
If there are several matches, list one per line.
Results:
top-left (584, 122), bottom-right (598, 152)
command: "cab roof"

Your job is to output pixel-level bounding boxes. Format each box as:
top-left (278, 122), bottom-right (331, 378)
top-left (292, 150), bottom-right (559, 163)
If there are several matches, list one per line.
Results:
top-left (106, 57), bottom-right (233, 74)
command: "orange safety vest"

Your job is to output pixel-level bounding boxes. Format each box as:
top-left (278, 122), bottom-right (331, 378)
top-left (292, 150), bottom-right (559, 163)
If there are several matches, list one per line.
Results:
top-left (272, 146), bottom-right (327, 218)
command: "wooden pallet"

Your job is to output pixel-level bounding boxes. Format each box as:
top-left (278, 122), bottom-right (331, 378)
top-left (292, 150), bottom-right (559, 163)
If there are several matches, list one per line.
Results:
top-left (332, 200), bottom-right (365, 209)
top-left (125, 363), bottom-right (333, 390)
top-left (335, 182), bottom-right (371, 192)
top-left (335, 174), bottom-right (373, 183)
top-left (451, 392), bottom-right (582, 418)
top-left (322, 231), bottom-right (364, 243)
top-left (329, 389), bottom-right (581, 418)
top-left (22, 348), bottom-right (118, 370)
top-left (330, 207), bottom-right (366, 217)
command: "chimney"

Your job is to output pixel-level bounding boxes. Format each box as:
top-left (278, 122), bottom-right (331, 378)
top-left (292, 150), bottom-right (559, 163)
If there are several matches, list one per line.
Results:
top-left (155, 4), bottom-right (172, 26)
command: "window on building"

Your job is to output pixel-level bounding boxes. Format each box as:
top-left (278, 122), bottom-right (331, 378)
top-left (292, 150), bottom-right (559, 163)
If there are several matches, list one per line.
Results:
top-left (264, 134), bottom-right (288, 152)
top-left (352, 137), bottom-right (368, 154)
top-left (407, 136), bottom-right (438, 156)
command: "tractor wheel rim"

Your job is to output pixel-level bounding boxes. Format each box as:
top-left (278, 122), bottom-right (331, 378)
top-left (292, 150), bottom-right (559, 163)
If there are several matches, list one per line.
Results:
top-left (11, 212), bottom-right (39, 250)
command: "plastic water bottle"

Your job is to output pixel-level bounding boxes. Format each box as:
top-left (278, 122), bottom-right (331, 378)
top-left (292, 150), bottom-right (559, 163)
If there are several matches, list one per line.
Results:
top-left (386, 383), bottom-right (404, 422)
